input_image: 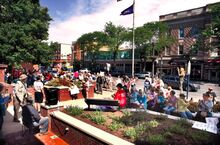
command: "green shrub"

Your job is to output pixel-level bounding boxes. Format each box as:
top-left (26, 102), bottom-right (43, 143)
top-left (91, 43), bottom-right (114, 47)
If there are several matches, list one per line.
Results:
top-left (176, 118), bottom-right (191, 128)
top-left (122, 110), bottom-right (131, 116)
top-left (89, 111), bottom-right (106, 124)
top-left (154, 114), bottom-right (168, 121)
top-left (146, 120), bottom-right (160, 128)
top-left (168, 124), bottom-right (186, 135)
top-left (110, 116), bottom-right (121, 122)
top-left (124, 128), bottom-right (137, 140)
top-left (163, 131), bottom-right (173, 138)
top-left (189, 130), bottom-right (210, 142)
top-left (135, 123), bottom-right (149, 135)
top-left (108, 121), bottom-right (124, 131)
top-left (65, 106), bottom-right (83, 116)
top-left (148, 134), bottom-right (166, 145)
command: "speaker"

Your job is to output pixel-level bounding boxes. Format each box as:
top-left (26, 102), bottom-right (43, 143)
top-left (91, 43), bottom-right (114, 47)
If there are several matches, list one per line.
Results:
top-left (44, 88), bottom-right (58, 105)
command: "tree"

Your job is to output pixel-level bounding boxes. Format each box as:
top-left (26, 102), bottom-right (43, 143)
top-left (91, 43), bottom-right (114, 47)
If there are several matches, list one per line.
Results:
top-left (0, 0), bottom-right (52, 66)
top-left (104, 22), bottom-right (128, 69)
top-left (77, 31), bottom-right (107, 70)
top-left (191, 3), bottom-right (220, 55)
top-left (133, 22), bottom-right (175, 72)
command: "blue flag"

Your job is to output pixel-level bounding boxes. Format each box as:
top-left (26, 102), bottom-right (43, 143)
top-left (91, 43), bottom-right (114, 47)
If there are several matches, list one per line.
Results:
top-left (117, 0), bottom-right (122, 2)
top-left (120, 4), bottom-right (134, 15)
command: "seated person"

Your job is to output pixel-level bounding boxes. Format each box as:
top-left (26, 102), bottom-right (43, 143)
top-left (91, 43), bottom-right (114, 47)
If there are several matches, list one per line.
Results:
top-left (195, 92), bottom-right (213, 121)
top-left (112, 83), bottom-right (127, 108)
top-left (137, 89), bottom-right (147, 110)
top-left (24, 97), bottom-right (49, 135)
top-left (154, 91), bottom-right (166, 112)
top-left (163, 90), bottom-right (177, 115)
top-left (147, 87), bottom-right (156, 109)
top-left (129, 88), bottom-right (139, 107)
top-left (177, 94), bottom-right (193, 119)
top-left (164, 86), bottom-right (172, 98)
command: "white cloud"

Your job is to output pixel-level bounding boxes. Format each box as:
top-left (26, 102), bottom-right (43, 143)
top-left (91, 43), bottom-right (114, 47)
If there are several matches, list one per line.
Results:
top-left (48, 0), bottom-right (220, 44)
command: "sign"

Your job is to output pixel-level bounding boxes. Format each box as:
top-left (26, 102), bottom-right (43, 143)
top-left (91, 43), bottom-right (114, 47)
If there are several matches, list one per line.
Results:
top-left (192, 117), bottom-right (219, 134)
top-left (106, 63), bottom-right (111, 72)
top-left (187, 61), bottom-right (191, 75)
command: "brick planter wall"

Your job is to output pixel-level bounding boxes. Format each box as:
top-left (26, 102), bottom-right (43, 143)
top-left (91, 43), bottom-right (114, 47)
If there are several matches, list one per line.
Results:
top-left (51, 115), bottom-right (107, 145)
top-left (50, 111), bottom-right (134, 145)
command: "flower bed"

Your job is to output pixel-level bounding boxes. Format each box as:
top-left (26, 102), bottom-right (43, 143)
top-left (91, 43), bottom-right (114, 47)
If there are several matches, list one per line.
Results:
top-left (63, 106), bottom-right (220, 145)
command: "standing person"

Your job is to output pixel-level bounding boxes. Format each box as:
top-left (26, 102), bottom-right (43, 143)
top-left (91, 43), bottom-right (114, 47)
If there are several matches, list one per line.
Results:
top-left (34, 76), bottom-right (44, 112)
top-left (13, 74), bottom-right (28, 122)
top-left (96, 73), bottom-right (104, 94)
top-left (144, 78), bottom-right (151, 94)
top-left (177, 94), bottom-right (193, 119)
top-left (0, 84), bottom-right (11, 131)
top-left (163, 90), bottom-right (177, 115)
top-left (206, 87), bottom-right (217, 104)
top-left (177, 67), bottom-right (185, 94)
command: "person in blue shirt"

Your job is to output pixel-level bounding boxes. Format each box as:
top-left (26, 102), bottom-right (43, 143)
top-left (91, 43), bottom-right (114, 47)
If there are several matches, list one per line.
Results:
top-left (137, 89), bottom-right (147, 110)
top-left (0, 83), bottom-right (11, 131)
top-left (154, 91), bottom-right (166, 112)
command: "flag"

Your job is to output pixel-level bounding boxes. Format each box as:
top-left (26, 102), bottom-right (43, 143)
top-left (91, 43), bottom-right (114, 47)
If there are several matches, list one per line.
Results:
top-left (117, 0), bottom-right (122, 2)
top-left (120, 4), bottom-right (134, 15)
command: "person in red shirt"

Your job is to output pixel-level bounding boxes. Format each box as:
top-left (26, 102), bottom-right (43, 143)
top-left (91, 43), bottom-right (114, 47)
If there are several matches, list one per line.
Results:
top-left (113, 83), bottom-right (127, 108)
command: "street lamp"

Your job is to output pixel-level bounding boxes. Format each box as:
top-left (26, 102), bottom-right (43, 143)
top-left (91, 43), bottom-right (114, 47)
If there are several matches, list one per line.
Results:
top-left (151, 36), bottom-right (157, 83)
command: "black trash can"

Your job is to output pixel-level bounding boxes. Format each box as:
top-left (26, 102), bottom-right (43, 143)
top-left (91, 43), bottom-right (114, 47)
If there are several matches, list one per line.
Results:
top-left (44, 88), bottom-right (58, 105)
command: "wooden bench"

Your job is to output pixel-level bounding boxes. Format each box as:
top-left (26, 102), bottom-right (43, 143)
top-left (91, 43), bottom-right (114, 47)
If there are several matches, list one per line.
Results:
top-left (85, 98), bottom-right (119, 110)
top-left (35, 131), bottom-right (68, 145)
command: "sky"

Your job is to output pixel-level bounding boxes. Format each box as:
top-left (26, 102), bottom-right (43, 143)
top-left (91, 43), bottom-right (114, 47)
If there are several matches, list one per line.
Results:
top-left (40, 0), bottom-right (220, 44)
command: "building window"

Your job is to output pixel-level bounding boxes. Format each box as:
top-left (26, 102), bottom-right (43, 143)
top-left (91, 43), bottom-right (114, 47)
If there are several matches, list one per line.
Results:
top-left (191, 26), bottom-right (199, 37)
top-left (179, 26), bottom-right (184, 38)
top-left (178, 45), bottom-right (184, 55)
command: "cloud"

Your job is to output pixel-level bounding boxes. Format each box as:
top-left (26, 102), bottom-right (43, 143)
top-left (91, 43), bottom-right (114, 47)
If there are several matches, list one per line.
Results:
top-left (48, 0), bottom-right (220, 44)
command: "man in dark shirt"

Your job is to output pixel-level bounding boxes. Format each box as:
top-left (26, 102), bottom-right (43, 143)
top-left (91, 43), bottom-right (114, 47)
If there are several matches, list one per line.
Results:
top-left (24, 97), bottom-right (49, 134)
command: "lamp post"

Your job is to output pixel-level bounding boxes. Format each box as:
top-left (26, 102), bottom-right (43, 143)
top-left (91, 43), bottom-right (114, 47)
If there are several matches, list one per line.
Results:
top-left (151, 36), bottom-right (157, 83)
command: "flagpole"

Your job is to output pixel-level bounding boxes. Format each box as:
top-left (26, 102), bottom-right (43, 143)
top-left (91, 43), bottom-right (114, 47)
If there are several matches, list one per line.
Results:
top-left (132, 0), bottom-right (135, 77)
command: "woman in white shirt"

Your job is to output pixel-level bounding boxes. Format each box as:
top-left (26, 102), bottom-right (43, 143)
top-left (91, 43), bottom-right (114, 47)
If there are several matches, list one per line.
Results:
top-left (34, 76), bottom-right (44, 112)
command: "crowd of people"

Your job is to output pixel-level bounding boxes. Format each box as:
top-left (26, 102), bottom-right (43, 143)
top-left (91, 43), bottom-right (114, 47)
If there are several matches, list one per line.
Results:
top-left (1, 67), bottom-right (219, 137)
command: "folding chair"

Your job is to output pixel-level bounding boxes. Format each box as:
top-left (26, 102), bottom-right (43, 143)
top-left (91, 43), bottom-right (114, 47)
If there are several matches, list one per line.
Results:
top-left (21, 106), bottom-right (39, 136)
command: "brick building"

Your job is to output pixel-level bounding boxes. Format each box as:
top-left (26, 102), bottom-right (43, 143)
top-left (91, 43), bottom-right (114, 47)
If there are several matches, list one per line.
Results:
top-left (158, 2), bottom-right (220, 82)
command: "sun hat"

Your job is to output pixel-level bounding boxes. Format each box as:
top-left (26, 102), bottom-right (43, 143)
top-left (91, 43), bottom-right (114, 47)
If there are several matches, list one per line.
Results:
top-left (19, 74), bottom-right (27, 80)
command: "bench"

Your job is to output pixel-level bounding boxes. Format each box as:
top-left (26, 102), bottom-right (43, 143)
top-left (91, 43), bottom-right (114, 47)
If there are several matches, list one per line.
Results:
top-left (35, 131), bottom-right (68, 145)
top-left (85, 98), bottom-right (119, 110)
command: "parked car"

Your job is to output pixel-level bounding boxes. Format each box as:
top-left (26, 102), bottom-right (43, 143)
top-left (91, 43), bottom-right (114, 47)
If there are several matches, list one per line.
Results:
top-left (162, 75), bottom-right (200, 92)
top-left (135, 72), bottom-right (151, 79)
